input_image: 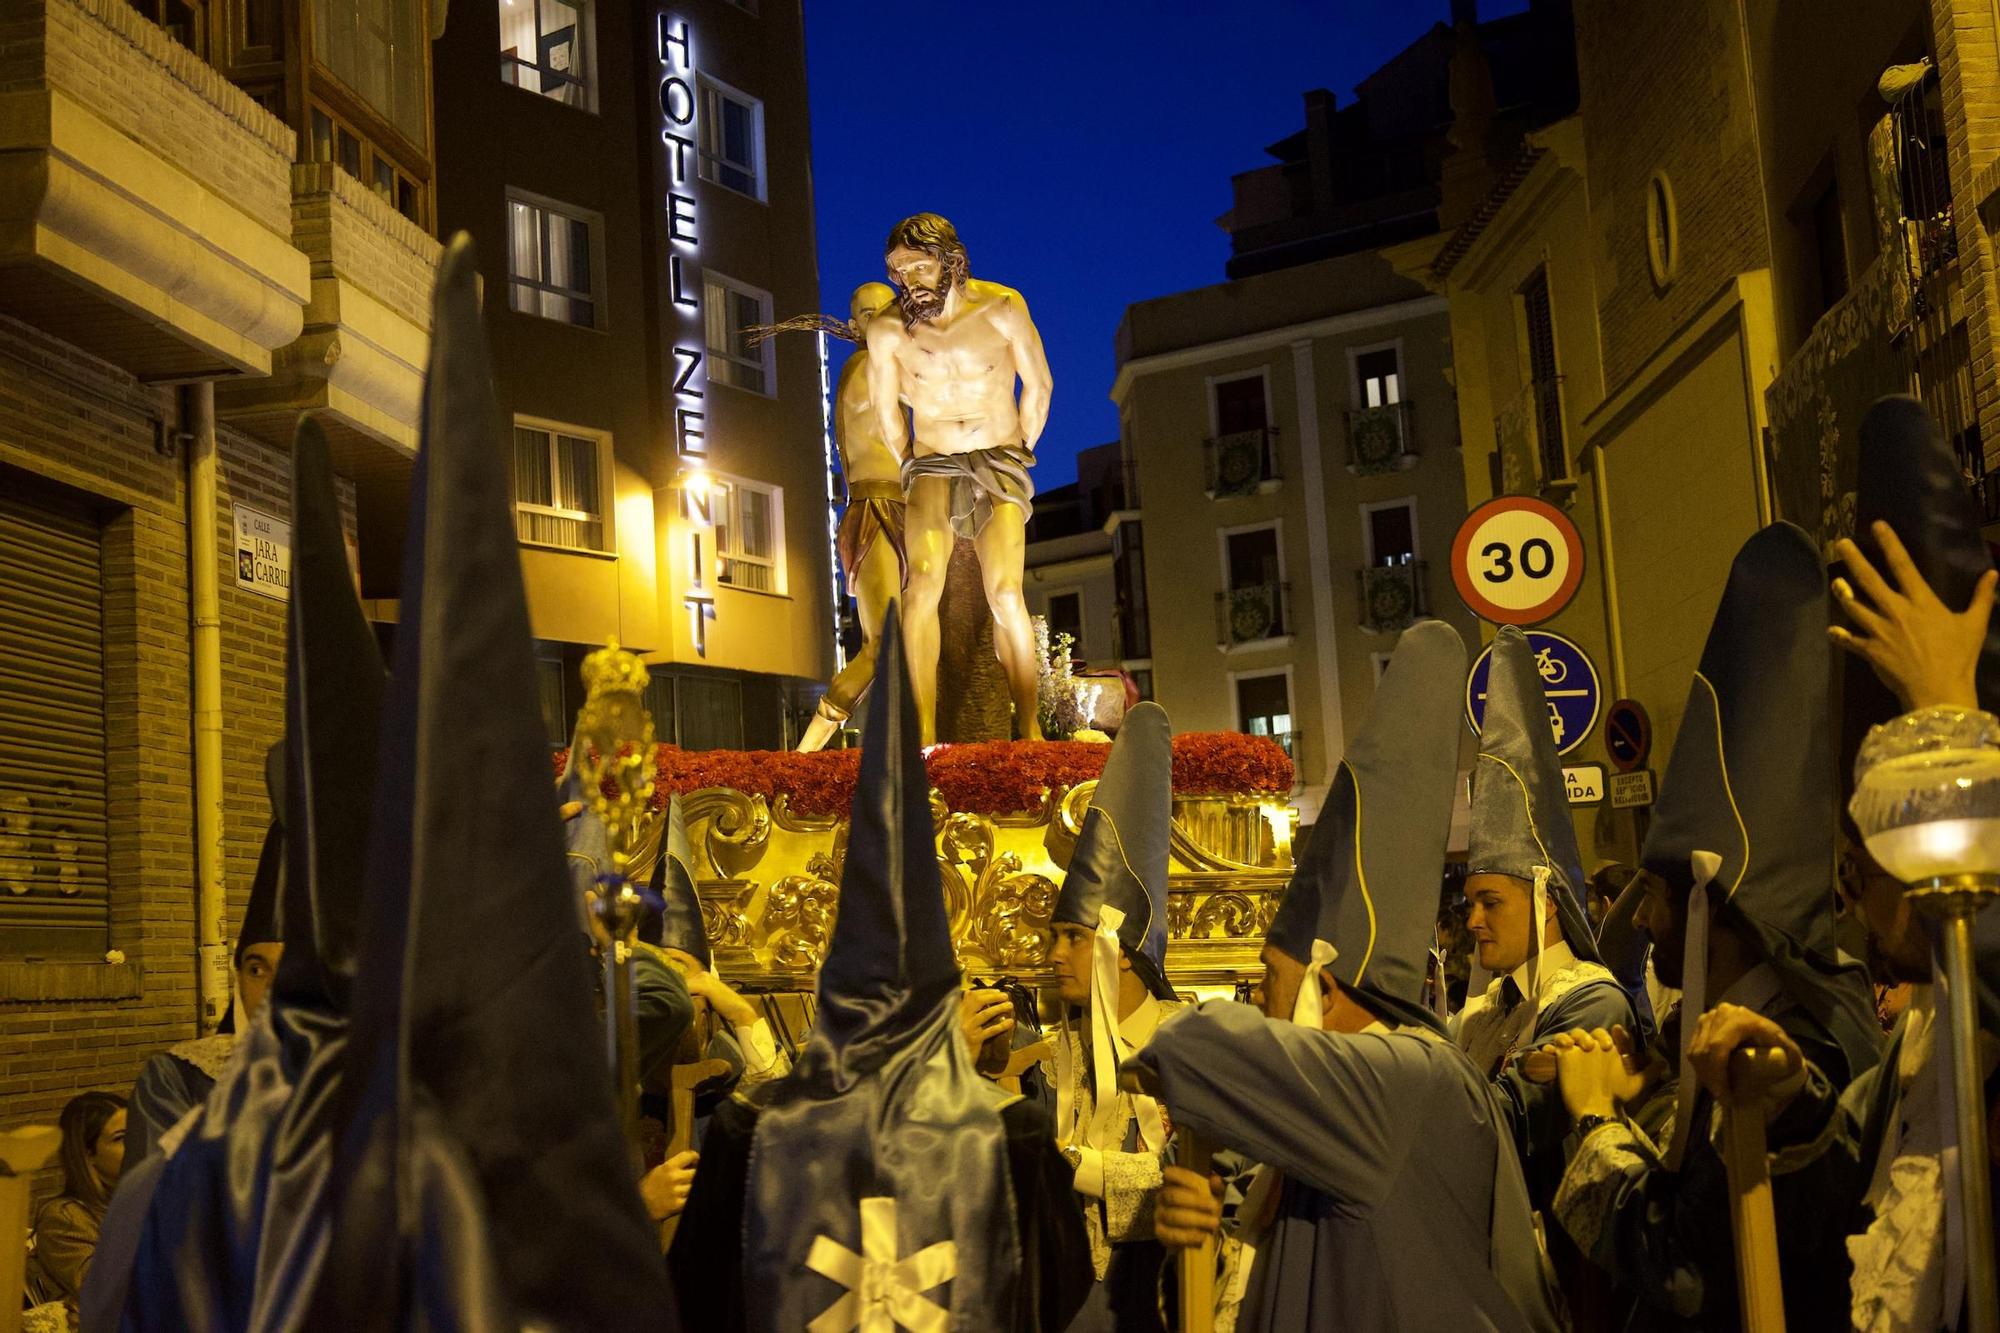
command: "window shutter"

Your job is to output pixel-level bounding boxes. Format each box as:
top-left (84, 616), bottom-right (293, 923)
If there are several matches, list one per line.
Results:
top-left (0, 488), bottom-right (110, 955)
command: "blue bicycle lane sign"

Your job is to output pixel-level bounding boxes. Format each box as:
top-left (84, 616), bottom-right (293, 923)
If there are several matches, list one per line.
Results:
top-left (1464, 630), bottom-right (1602, 757)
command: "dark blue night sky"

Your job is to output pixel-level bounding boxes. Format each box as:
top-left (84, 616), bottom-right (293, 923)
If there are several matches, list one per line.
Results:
top-left (802, 1), bottom-right (1526, 488)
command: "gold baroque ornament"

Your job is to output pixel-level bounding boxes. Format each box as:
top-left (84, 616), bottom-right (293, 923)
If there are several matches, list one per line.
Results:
top-left (663, 784), bottom-right (1295, 989)
top-left (938, 812), bottom-right (1058, 975)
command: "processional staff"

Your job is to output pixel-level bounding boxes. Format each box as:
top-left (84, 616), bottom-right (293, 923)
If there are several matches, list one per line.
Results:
top-left (574, 640), bottom-right (658, 1165)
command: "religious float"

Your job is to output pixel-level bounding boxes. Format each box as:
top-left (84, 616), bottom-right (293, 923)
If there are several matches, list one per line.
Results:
top-left (557, 732), bottom-right (1296, 995)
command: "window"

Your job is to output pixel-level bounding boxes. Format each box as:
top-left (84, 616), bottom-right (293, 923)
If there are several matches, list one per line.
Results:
top-left (675, 674), bottom-right (745, 751)
top-left (1207, 373), bottom-right (1277, 493)
top-left (1520, 268), bottom-right (1567, 484)
top-left (1226, 524), bottom-right (1281, 590)
top-left (1809, 179), bottom-right (1849, 316)
top-left (536, 653), bottom-right (570, 746)
top-left (698, 76), bottom-right (765, 199)
top-left (500, 0), bottom-right (592, 109)
top-left (1363, 498), bottom-right (1418, 567)
top-left (309, 103), bottom-right (426, 226)
top-left (1234, 671), bottom-right (1295, 757)
top-left (715, 478), bottom-right (783, 593)
top-left (1354, 346), bottom-right (1402, 407)
top-left (311, 0), bottom-right (427, 144)
top-left (508, 193), bottom-right (600, 327)
top-left (704, 273), bottom-right (774, 394)
top-left (127, 0), bottom-right (204, 53)
top-left (1045, 591), bottom-right (1083, 648)
top-left (0, 485), bottom-right (110, 956)
top-left (1211, 374), bottom-right (1269, 434)
top-left (1129, 668), bottom-right (1154, 702)
top-left (1646, 172), bottom-right (1679, 288)
top-left (1219, 523), bottom-right (1286, 645)
top-left (513, 421), bottom-right (606, 551)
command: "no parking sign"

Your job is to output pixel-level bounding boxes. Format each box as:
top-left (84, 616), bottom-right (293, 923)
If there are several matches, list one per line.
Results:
top-left (1465, 630), bottom-right (1601, 757)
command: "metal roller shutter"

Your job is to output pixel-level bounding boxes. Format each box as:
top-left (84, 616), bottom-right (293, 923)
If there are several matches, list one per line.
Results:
top-left (0, 487), bottom-right (109, 955)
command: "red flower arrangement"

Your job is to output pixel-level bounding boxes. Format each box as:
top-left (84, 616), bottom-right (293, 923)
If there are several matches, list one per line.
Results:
top-left (555, 733), bottom-right (1293, 819)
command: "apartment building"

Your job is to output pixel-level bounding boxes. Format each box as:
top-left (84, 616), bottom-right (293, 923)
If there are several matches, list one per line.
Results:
top-left (0, 0), bottom-right (439, 1119)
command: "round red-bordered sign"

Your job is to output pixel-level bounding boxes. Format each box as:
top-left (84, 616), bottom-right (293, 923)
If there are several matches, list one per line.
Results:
top-left (1450, 495), bottom-right (1586, 626)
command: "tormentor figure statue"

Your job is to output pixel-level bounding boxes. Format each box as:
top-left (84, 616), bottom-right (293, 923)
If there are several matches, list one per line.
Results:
top-left (795, 282), bottom-right (903, 753)
top-left (866, 214), bottom-right (1053, 744)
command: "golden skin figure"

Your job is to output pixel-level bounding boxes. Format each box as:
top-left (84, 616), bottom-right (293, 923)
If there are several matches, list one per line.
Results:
top-left (865, 214), bottom-right (1053, 745)
top-left (796, 282), bottom-right (906, 753)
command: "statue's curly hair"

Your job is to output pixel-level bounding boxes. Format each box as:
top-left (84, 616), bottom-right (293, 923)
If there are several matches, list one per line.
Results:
top-left (883, 213), bottom-right (970, 293)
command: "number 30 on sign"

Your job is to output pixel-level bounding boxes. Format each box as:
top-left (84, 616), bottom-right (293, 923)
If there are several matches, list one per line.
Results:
top-left (1449, 495), bottom-right (1586, 626)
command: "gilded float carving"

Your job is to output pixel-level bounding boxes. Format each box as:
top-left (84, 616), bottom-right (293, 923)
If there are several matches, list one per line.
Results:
top-left (662, 783), bottom-right (1296, 990)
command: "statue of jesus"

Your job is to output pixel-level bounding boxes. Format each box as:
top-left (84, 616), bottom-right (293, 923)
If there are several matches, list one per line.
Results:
top-left (865, 213), bottom-right (1053, 744)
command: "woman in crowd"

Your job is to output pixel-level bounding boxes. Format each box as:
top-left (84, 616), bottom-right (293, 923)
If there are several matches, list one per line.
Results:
top-left (30, 1091), bottom-right (126, 1307)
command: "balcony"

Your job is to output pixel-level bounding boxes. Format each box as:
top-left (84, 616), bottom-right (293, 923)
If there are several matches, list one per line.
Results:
top-left (1357, 560), bottom-right (1429, 633)
top-left (1345, 401), bottom-right (1417, 474)
top-left (1204, 428), bottom-right (1282, 498)
top-left (0, 0), bottom-right (308, 379)
top-left (216, 162), bottom-right (441, 475)
top-left (1214, 580), bottom-right (1291, 649)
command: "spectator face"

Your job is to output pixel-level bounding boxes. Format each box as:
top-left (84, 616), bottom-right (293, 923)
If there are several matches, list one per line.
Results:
top-left (91, 1109), bottom-right (126, 1189)
top-left (1842, 839), bottom-right (1931, 986)
top-left (238, 943), bottom-right (283, 1020)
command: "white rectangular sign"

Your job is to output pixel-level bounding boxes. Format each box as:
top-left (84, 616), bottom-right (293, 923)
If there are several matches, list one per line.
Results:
top-left (1610, 769), bottom-right (1656, 810)
top-left (1563, 763), bottom-right (1605, 806)
top-left (234, 503), bottom-right (291, 602)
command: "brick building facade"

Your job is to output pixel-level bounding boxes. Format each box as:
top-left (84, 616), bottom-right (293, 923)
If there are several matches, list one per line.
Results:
top-left (1, 0), bottom-right (433, 1142)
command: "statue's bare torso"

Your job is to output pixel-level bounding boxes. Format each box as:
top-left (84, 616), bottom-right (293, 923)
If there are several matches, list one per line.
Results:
top-left (866, 278), bottom-right (1047, 460)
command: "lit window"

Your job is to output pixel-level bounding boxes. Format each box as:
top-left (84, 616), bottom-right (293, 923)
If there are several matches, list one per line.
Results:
top-left (1235, 672), bottom-right (1295, 757)
top-left (499, 0), bottom-right (592, 109)
top-left (1355, 346), bottom-right (1401, 407)
top-left (703, 273), bottom-right (774, 395)
top-left (1364, 499), bottom-right (1418, 567)
top-left (715, 478), bottom-right (783, 593)
top-left (513, 422), bottom-right (606, 551)
top-left (508, 193), bottom-right (600, 328)
top-left (698, 76), bottom-right (765, 199)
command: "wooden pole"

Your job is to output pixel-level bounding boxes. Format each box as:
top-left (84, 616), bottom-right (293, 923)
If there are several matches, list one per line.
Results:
top-left (657, 1057), bottom-right (730, 1253)
top-left (1720, 1046), bottom-right (1792, 1333)
top-left (1176, 1133), bottom-right (1217, 1333)
top-left (0, 1126), bottom-right (61, 1333)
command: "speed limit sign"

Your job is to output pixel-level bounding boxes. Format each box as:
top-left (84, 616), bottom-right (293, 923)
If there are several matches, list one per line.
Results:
top-left (1449, 495), bottom-right (1585, 626)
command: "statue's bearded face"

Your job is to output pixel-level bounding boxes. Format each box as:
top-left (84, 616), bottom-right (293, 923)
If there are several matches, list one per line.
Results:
top-left (887, 245), bottom-right (950, 324)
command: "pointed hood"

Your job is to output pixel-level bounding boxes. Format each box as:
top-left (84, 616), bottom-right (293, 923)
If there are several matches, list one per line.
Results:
top-left (1642, 523), bottom-right (1879, 1084)
top-left (1267, 619), bottom-right (1466, 1032)
top-left (642, 792), bottom-right (709, 966)
top-left (272, 419), bottom-right (383, 1014)
top-left (1467, 626), bottom-right (1598, 965)
top-left (1051, 702), bottom-right (1175, 1000)
top-left (811, 607), bottom-right (959, 1050)
top-left (328, 235), bottom-right (674, 1329)
top-left (738, 606), bottom-right (1021, 1329)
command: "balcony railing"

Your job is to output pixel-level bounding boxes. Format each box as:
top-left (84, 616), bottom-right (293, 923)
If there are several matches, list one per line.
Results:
top-left (1214, 581), bottom-right (1291, 647)
top-left (1244, 729), bottom-right (1300, 760)
top-left (1204, 428), bottom-right (1282, 497)
top-left (1345, 402), bottom-right (1417, 473)
top-left (1357, 560), bottom-right (1429, 633)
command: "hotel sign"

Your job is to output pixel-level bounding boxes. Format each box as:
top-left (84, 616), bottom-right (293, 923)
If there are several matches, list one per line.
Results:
top-left (659, 13), bottom-right (715, 652)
